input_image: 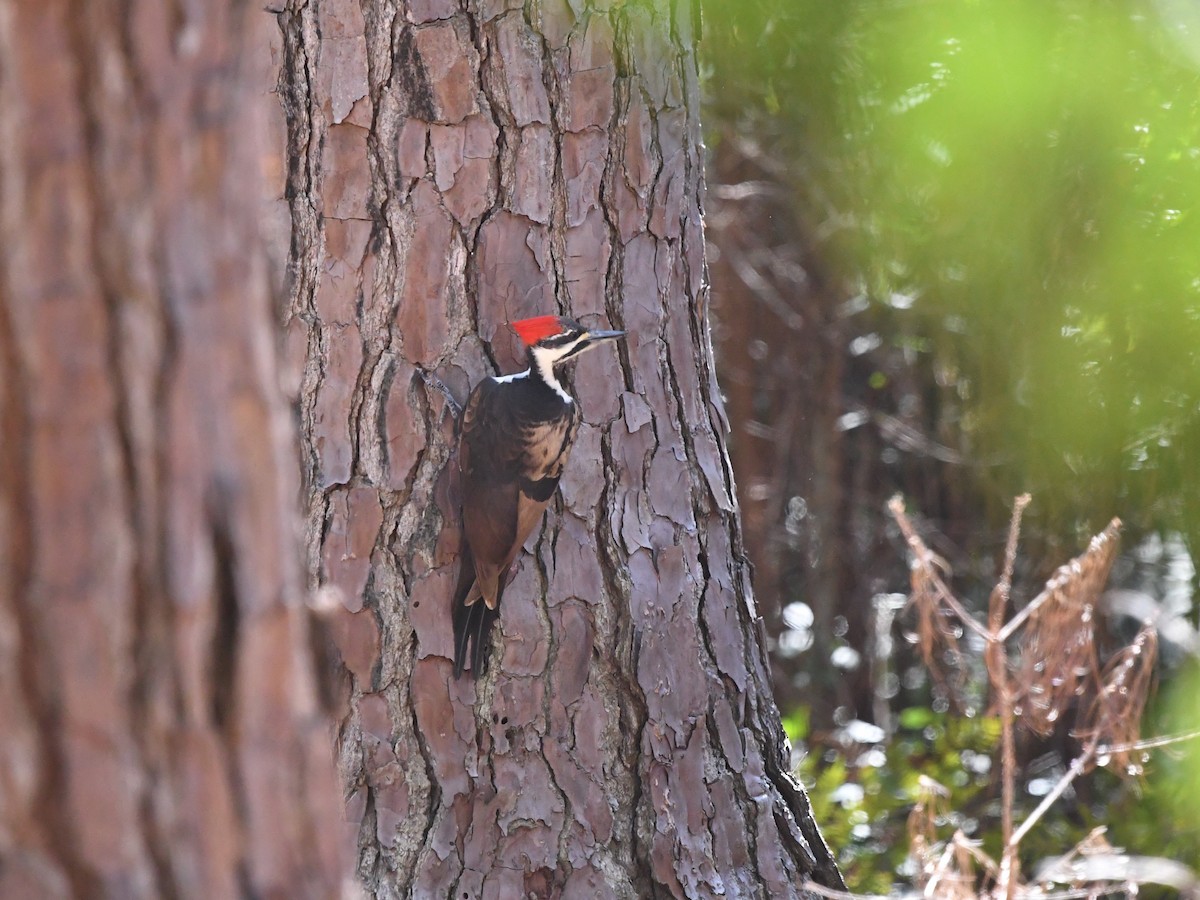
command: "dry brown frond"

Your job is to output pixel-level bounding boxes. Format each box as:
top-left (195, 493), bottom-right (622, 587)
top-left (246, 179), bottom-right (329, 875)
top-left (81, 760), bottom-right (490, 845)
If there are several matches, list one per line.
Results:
top-left (910, 547), bottom-right (968, 686)
top-left (907, 775), bottom-right (950, 866)
top-left (919, 831), bottom-right (993, 900)
top-left (1014, 520), bottom-right (1122, 737)
top-left (1078, 626), bottom-right (1158, 777)
top-left (889, 496), bottom-right (970, 692)
top-left (908, 779), bottom-right (1000, 899)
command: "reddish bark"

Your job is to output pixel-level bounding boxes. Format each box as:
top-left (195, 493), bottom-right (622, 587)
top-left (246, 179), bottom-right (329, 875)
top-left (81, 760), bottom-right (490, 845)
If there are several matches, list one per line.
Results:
top-left (281, 0), bottom-right (844, 896)
top-left (0, 1), bottom-right (342, 896)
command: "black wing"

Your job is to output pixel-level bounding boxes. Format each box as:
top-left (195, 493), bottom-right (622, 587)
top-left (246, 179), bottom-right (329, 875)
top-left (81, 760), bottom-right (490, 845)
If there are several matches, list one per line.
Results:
top-left (452, 378), bottom-right (520, 677)
top-left (450, 377), bottom-right (577, 677)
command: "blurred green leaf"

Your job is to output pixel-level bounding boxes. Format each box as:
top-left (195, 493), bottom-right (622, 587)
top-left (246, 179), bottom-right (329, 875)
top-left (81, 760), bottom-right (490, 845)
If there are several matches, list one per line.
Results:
top-left (705, 0), bottom-right (1200, 548)
top-left (783, 707), bottom-right (810, 743)
top-left (899, 706), bottom-right (935, 729)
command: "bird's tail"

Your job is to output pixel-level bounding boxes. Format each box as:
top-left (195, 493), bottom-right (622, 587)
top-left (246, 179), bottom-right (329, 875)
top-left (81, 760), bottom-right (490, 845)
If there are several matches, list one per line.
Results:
top-left (452, 598), bottom-right (499, 679)
top-left (451, 546), bottom-right (499, 678)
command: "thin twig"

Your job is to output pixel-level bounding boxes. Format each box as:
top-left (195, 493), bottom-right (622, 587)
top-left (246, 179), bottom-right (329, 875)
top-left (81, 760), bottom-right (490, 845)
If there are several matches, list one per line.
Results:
top-left (996, 582), bottom-right (1056, 643)
top-left (955, 835), bottom-right (1000, 880)
top-left (1009, 746), bottom-right (1096, 849)
top-left (1096, 727), bottom-right (1200, 755)
top-left (923, 836), bottom-right (961, 899)
top-left (800, 881), bottom-right (915, 900)
top-left (998, 494), bottom-right (1031, 604)
top-left (993, 494), bottom-right (1030, 900)
top-left (1016, 887), bottom-right (1126, 900)
top-left (1034, 826), bottom-right (1108, 883)
top-left (929, 575), bottom-right (995, 643)
top-left (889, 496), bottom-right (993, 642)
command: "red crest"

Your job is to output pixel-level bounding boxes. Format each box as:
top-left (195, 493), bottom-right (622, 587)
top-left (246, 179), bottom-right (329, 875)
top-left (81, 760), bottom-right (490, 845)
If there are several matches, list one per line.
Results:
top-left (511, 315), bottom-right (565, 346)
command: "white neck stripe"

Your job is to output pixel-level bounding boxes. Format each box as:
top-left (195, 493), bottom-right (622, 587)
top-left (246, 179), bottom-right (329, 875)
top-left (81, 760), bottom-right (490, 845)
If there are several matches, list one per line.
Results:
top-left (491, 361), bottom-right (572, 404)
top-left (493, 369), bottom-right (529, 384)
top-left (530, 347), bottom-right (573, 403)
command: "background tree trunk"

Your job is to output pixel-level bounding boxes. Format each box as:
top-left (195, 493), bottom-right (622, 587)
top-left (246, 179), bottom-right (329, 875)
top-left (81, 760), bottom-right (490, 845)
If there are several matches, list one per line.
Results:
top-left (0, 1), bottom-right (343, 897)
top-left (706, 139), bottom-right (869, 730)
top-left (279, 0), bottom-right (844, 896)
top-left (706, 133), bottom-right (987, 733)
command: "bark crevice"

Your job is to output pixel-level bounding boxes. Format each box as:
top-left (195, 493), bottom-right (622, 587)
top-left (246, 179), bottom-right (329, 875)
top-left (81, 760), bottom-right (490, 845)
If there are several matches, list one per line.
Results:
top-left (279, 0), bottom-right (845, 894)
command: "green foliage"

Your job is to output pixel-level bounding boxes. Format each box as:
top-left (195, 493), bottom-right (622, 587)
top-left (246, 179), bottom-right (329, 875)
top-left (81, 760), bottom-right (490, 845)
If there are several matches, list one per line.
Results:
top-left (705, 1), bottom-right (1200, 888)
top-left (1119, 661), bottom-right (1200, 863)
top-left (704, 0), bottom-right (1200, 551)
top-left (794, 698), bottom-right (1200, 894)
top-left (793, 710), bottom-right (1000, 892)
top-left (851, 2), bottom-right (1200, 539)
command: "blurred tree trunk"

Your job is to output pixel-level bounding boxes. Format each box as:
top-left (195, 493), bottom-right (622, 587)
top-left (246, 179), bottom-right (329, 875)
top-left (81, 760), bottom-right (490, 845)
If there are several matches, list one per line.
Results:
top-left (0, 1), bottom-right (343, 898)
top-left (706, 134), bottom-right (985, 731)
top-left (279, 0), bottom-right (843, 896)
top-left (706, 138), bottom-right (869, 728)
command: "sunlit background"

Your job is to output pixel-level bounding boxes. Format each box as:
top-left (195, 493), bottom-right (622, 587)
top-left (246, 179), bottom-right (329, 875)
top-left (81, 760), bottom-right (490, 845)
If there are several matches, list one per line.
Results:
top-left (702, 0), bottom-right (1200, 889)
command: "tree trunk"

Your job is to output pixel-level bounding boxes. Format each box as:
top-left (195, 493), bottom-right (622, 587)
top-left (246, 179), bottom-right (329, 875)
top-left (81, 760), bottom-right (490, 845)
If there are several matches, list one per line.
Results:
top-left (0, 1), bottom-right (343, 897)
top-left (280, 0), bottom-right (844, 896)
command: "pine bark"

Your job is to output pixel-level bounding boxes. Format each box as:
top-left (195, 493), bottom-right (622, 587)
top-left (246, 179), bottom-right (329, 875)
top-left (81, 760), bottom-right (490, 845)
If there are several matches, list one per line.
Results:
top-left (279, 0), bottom-right (844, 896)
top-left (0, 1), bottom-right (342, 897)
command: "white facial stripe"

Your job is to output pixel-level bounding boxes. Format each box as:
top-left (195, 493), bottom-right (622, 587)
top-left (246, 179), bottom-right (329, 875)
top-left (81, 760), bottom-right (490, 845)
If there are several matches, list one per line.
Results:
top-left (537, 334), bottom-right (587, 362)
top-left (530, 345), bottom-right (573, 403)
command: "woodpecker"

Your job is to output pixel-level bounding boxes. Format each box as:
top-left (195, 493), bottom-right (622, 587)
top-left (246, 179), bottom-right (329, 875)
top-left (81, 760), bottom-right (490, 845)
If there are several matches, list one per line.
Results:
top-left (451, 315), bottom-right (625, 678)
